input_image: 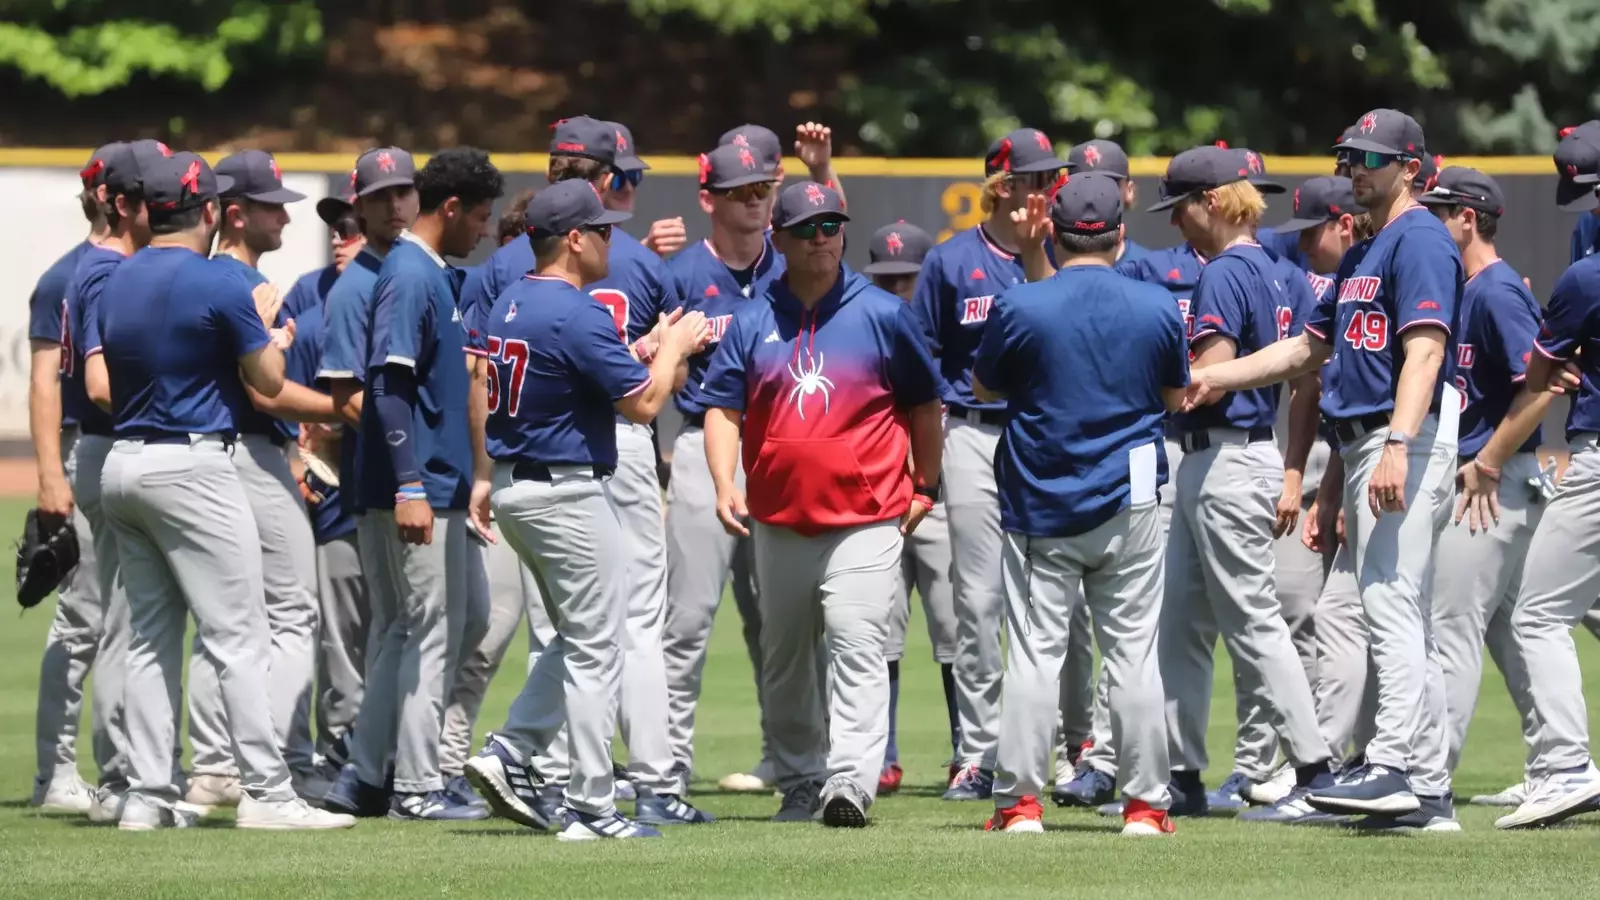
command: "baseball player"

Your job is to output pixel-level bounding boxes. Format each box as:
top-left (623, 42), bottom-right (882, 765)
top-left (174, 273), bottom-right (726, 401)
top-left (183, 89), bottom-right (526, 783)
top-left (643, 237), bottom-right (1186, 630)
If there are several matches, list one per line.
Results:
top-left (95, 151), bottom-right (352, 831)
top-left (1134, 146), bottom-right (1334, 821)
top-left (719, 122), bottom-right (846, 210)
top-left (862, 221), bottom-right (958, 793)
top-left (912, 127), bottom-right (1064, 801)
top-left (1557, 122), bottom-right (1600, 263)
top-left (1413, 169), bottom-right (1548, 783)
top-left (283, 198), bottom-right (365, 319)
top-left (975, 173), bottom-right (1183, 836)
top-left (612, 122), bottom-right (688, 258)
top-left (26, 146), bottom-right (116, 814)
top-left (699, 181), bottom-right (943, 827)
top-left (1066, 140), bottom-right (1149, 263)
top-left (325, 148), bottom-right (502, 822)
top-left (465, 179), bottom-right (711, 839)
top-left (1187, 109), bottom-right (1465, 831)
top-left (660, 143), bottom-right (784, 792)
top-left (1451, 208), bottom-right (1600, 830)
top-left (185, 150), bottom-right (329, 807)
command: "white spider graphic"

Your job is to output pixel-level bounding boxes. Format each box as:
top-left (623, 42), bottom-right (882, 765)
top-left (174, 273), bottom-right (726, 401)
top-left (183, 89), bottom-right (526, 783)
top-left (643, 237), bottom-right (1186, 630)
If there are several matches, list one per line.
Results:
top-left (786, 351), bottom-right (835, 420)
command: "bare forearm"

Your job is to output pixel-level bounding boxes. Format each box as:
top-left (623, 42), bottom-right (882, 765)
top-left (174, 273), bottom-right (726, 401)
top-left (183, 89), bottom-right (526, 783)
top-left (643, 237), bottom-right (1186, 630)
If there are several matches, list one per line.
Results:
top-left (1021, 246), bottom-right (1056, 283)
top-left (672, 358), bottom-right (689, 393)
top-left (1284, 372), bottom-right (1321, 474)
top-left (705, 407), bottom-right (742, 493)
top-left (1477, 385), bottom-right (1554, 470)
top-left (241, 347), bottom-right (287, 397)
top-left (1316, 449), bottom-right (1344, 508)
top-left (619, 346), bottom-right (691, 423)
top-left (330, 381), bottom-right (363, 427)
top-left (908, 401), bottom-right (944, 486)
top-left (469, 360), bottom-right (491, 480)
top-left (812, 164), bottom-right (843, 208)
top-left (971, 373), bottom-right (1002, 404)
top-left (1390, 336), bottom-right (1445, 437)
top-left (28, 357), bottom-right (64, 481)
top-left (1203, 333), bottom-right (1326, 392)
top-left (248, 379), bottom-right (339, 422)
top-left (85, 353), bottom-right (111, 412)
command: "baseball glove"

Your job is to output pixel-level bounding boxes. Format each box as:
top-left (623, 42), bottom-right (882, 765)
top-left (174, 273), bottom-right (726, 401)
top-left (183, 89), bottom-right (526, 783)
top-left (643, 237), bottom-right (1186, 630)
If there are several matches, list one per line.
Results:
top-left (15, 508), bottom-right (80, 609)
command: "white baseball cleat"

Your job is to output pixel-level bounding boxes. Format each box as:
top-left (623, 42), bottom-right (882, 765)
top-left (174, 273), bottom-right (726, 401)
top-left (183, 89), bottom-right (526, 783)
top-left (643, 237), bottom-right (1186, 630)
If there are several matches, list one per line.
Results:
top-left (31, 772), bottom-right (94, 814)
top-left (1470, 782), bottom-right (1528, 808)
top-left (118, 794), bottom-right (203, 832)
top-left (185, 773), bottom-right (242, 809)
top-left (88, 786), bottom-right (127, 824)
top-left (237, 795), bottom-right (357, 830)
top-left (1241, 766), bottom-right (1295, 806)
top-left (1496, 764), bottom-right (1600, 830)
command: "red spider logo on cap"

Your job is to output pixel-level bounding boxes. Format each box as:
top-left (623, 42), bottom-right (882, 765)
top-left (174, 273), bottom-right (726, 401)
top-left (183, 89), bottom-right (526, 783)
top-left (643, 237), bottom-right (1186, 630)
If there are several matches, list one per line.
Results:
top-left (1560, 126), bottom-right (1578, 139)
top-left (1359, 113), bottom-right (1378, 135)
top-left (738, 148), bottom-right (756, 170)
top-left (1033, 131), bottom-right (1052, 152)
top-left (1083, 145), bottom-right (1102, 167)
top-left (347, 169), bottom-right (358, 192)
top-left (377, 151), bottom-right (396, 173)
top-left (732, 134), bottom-right (749, 148)
top-left (156, 142), bottom-right (173, 157)
top-left (1245, 151), bottom-right (1263, 174)
top-left (1293, 187), bottom-right (1301, 213)
top-left (79, 159), bottom-right (104, 186)
top-left (180, 160), bottom-right (202, 196)
top-left (697, 153), bottom-right (712, 188)
top-left (886, 231), bottom-right (903, 255)
top-left (269, 157), bottom-right (282, 181)
top-left (616, 130), bottom-right (628, 151)
top-left (805, 183), bottom-right (826, 205)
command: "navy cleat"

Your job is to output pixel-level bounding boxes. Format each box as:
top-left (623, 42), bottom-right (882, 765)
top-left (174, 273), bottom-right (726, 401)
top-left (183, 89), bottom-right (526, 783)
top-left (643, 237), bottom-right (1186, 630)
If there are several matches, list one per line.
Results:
top-left (1168, 777), bottom-right (1210, 817)
top-left (942, 764), bottom-right (994, 801)
top-left (1053, 768), bottom-right (1115, 808)
top-left (323, 764), bottom-right (391, 818)
top-left (635, 792), bottom-right (715, 826)
top-left (1348, 792), bottom-right (1461, 832)
top-left (1305, 762), bottom-right (1419, 817)
top-left (444, 774), bottom-right (487, 810)
top-left (388, 789), bottom-right (490, 821)
top-left (773, 780), bottom-right (823, 822)
top-left (1206, 771), bottom-right (1250, 811)
top-left (557, 808), bottom-right (663, 841)
top-left (463, 733), bottom-right (554, 830)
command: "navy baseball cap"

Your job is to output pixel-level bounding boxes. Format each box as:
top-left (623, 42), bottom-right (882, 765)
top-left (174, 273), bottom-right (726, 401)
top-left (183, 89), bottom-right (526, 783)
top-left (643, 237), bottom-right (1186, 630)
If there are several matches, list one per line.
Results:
top-left (1231, 147), bottom-right (1285, 194)
top-left (772, 181), bottom-right (850, 230)
top-left (1419, 166), bottom-right (1506, 217)
top-left (1067, 139), bottom-right (1130, 180)
top-left (863, 222), bottom-right (933, 275)
top-left (79, 143), bottom-right (122, 190)
top-left (145, 152), bottom-right (234, 212)
top-left (610, 122), bottom-right (649, 172)
top-left (1147, 145), bottom-right (1249, 212)
top-left (352, 147), bottom-right (416, 197)
top-left (719, 125), bottom-right (783, 173)
top-left (522, 180), bottom-right (630, 238)
top-left (216, 150), bottom-right (305, 204)
top-left (1336, 109), bottom-right (1426, 158)
top-left (550, 116), bottom-right (618, 166)
top-left (1554, 121), bottom-right (1600, 211)
top-left (1051, 173), bottom-right (1123, 235)
top-left (1414, 152), bottom-right (1442, 191)
top-left (98, 139), bottom-right (175, 196)
top-left (985, 128), bottom-right (1064, 176)
top-left (699, 144), bottom-right (777, 191)
top-left (1276, 176), bottom-right (1362, 233)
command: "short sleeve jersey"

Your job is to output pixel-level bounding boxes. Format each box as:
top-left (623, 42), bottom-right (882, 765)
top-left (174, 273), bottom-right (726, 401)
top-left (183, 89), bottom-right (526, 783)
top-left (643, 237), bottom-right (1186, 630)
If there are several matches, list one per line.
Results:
top-left (666, 238), bottom-right (786, 419)
top-left (910, 226), bottom-right (1028, 410)
top-left (284, 263), bottom-right (342, 319)
top-left (63, 246), bottom-right (125, 435)
top-left (1454, 259), bottom-right (1542, 457)
top-left (1535, 254), bottom-right (1600, 439)
top-left (211, 255), bottom-right (296, 442)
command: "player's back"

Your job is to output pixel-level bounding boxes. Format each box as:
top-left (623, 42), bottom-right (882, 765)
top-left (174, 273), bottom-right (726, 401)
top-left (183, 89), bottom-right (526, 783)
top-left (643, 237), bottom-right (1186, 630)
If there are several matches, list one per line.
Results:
top-left (317, 248), bottom-right (383, 381)
top-left (101, 247), bottom-right (264, 437)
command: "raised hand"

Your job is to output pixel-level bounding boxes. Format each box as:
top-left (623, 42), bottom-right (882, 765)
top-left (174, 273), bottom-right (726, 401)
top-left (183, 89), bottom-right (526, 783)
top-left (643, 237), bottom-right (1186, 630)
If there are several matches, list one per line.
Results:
top-left (795, 122), bottom-right (833, 173)
top-left (1010, 193), bottom-right (1053, 247)
top-left (252, 281), bottom-right (284, 327)
top-left (644, 217), bottom-right (688, 258)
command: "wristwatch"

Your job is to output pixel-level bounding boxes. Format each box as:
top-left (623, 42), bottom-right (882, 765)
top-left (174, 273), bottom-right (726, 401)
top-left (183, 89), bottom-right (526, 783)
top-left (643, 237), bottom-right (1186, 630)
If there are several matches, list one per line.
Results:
top-left (1383, 429), bottom-right (1411, 449)
top-left (914, 481), bottom-right (942, 503)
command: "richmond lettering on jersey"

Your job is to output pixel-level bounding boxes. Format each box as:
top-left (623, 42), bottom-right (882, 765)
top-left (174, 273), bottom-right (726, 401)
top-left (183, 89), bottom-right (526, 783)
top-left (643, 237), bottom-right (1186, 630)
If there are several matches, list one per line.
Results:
top-left (1337, 275), bottom-right (1382, 302)
top-left (959, 295), bottom-right (995, 325)
top-left (707, 313), bottom-right (734, 341)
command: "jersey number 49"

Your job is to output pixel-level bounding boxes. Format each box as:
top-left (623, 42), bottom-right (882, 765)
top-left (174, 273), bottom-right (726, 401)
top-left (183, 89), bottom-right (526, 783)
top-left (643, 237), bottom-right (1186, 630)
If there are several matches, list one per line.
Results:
top-left (1343, 310), bottom-right (1389, 351)
top-left (486, 336), bottom-right (530, 415)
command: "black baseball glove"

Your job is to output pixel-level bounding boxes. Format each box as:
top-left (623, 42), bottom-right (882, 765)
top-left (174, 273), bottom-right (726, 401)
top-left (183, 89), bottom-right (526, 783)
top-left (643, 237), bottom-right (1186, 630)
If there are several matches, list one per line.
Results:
top-left (16, 508), bottom-right (80, 609)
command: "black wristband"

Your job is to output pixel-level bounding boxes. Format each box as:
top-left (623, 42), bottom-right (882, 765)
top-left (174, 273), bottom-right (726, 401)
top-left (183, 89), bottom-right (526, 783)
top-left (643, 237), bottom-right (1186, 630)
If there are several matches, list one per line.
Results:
top-left (914, 481), bottom-right (941, 503)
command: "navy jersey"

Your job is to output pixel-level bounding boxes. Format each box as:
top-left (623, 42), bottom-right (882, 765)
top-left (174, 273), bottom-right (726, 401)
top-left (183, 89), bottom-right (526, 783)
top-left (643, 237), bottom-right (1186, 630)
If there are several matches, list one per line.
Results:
top-left (316, 248), bottom-right (384, 385)
top-left (99, 247), bottom-right (271, 438)
top-left (1535, 255), bottom-right (1600, 439)
top-left (485, 274), bottom-right (651, 467)
top-left (360, 235), bottom-right (474, 511)
top-left (1455, 260), bottom-right (1542, 457)
top-left (211, 255), bottom-right (296, 443)
top-left (911, 226), bottom-right (1029, 410)
top-left (284, 300), bottom-right (356, 542)
top-left (1304, 208), bottom-right (1464, 422)
top-left (1180, 242), bottom-right (1306, 432)
top-left (974, 266), bottom-right (1188, 538)
top-left (284, 263), bottom-right (341, 319)
top-left (666, 238), bottom-right (786, 419)
top-left (1117, 242), bottom-right (1206, 322)
top-left (64, 246), bottom-right (124, 435)
top-left (1119, 237), bottom-right (1151, 266)
top-left (1258, 226), bottom-right (1306, 270)
top-left (1572, 211), bottom-right (1600, 266)
top-left (26, 241), bottom-right (90, 346)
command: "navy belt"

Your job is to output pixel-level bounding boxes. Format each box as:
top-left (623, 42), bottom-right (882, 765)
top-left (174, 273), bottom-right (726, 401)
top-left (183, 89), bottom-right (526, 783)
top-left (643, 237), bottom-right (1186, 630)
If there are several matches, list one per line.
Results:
top-left (1331, 413), bottom-right (1391, 445)
top-left (1180, 426), bottom-right (1274, 453)
top-left (141, 432), bottom-right (233, 447)
top-left (681, 411), bottom-right (706, 428)
top-left (948, 404), bottom-right (1005, 427)
top-left (511, 462), bottom-right (614, 482)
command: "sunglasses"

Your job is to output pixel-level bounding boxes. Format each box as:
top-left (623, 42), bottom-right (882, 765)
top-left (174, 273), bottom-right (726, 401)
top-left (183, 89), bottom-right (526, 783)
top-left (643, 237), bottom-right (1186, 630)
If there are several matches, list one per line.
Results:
top-left (333, 217), bottom-right (362, 241)
top-left (581, 224), bottom-right (613, 242)
top-left (1011, 170), bottom-right (1063, 191)
top-left (610, 169), bottom-right (644, 191)
top-left (1335, 149), bottom-right (1412, 171)
top-left (787, 220), bottom-right (843, 240)
top-left (712, 182), bottom-right (773, 203)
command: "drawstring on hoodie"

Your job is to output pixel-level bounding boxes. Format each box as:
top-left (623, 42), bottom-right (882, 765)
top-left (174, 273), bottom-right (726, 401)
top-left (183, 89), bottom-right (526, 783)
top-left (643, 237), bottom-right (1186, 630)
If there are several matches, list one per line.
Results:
top-left (790, 307), bottom-right (819, 368)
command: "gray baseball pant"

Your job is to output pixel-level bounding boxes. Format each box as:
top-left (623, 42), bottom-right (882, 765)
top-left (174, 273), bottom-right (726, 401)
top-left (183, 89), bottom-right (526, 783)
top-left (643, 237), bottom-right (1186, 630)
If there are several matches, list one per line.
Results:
top-left (946, 417), bottom-right (1006, 770)
top-left (315, 532), bottom-right (369, 758)
top-left (994, 502), bottom-right (1172, 810)
top-left (1162, 434), bottom-right (1326, 773)
top-left (100, 436), bottom-right (294, 804)
top-left (1340, 417), bottom-right (1455, 796)
top-left (886, 499), bottom-right (956, 663)
top-left (492, 464), bottom-right (625, 817)
top-left (188, 434), bottom-right (320, 779)
top-left (661, 425), bottom-right (766, 778)
top-left (35, 429), bottom-right (104, 786)
top-left (69, 432), bottom-right (132, 788)
top-left (754, 519), bottom-right (900, 800)
top-left (1433, 451), bottom-right (1542, 773)
top-left (1508, 436), bottom-right (1600, 777)
top-left (436, 534), bottom-right (492, 778)
top-left (350, 508), bottom-right (469, 794)
top-left (1314, 546), bottom-right (1371, 762)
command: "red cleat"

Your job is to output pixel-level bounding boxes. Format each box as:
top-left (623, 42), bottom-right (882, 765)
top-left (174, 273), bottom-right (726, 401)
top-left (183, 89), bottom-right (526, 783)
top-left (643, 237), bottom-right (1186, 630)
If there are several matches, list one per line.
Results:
top-left (877, 763), bottom-right (904, 795)
top-left (1122, 798), bottom-right (1176, 836)
top-left (985, 795), bottom-right (1044, 833)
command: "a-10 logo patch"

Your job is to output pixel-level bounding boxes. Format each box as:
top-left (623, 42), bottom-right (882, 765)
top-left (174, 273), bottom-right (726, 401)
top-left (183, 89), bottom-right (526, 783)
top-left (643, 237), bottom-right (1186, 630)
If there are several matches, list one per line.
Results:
top-left (959, 295), bottom-right (995, 325)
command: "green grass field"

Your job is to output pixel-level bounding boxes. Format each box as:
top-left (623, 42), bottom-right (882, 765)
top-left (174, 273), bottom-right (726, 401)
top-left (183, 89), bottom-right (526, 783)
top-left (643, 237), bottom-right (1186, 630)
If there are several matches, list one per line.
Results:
top-left (1, 497), bottom-right (1598, 898)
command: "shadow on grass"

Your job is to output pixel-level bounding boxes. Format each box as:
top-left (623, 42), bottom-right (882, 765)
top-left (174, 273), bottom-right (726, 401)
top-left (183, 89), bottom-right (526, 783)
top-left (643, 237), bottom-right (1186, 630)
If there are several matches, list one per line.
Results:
top-left (452, 827), bottom-right (554, 838)
top-left (932, 821), bottom-right (1129, 835)
top-left (0, 799), bottom-right (34, 809)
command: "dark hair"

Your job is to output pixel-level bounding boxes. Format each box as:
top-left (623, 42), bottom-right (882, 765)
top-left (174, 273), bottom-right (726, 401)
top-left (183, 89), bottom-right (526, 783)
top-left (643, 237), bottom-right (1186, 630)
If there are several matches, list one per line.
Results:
top-left (500, 188), bottom-right (539, 243)
top-left (1473, 210), bottom-right (1499, 242)
top-left (1055, 229), bottom-right (1120, 257)
top-left (416, 147), bottom-right (504, 214)
top-left (104, 190), bottom-right (142, 230)
top-left (528, 232), bottom-right (566, 261)
top-left (80, 189), bottom-right (101, 224)
top-left (549, 155), bottom-right (607, 186)
top-left (148, 204), bottom-right (205, 235)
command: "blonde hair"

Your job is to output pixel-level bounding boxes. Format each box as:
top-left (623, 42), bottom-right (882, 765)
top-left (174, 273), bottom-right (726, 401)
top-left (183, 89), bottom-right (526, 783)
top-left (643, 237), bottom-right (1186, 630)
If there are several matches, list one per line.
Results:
top-left (979, 171), bottom-right (1009, 215)
top-left (1210, 181), bottom-right (1266, 227)
top-left (1351, 212), bottom-right (1376, 242)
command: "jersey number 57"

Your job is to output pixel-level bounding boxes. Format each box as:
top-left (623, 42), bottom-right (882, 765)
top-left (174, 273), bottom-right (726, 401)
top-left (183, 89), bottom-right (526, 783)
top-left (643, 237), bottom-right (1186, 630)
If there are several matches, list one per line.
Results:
top-left (486, 336), bottom-right (530, 415)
